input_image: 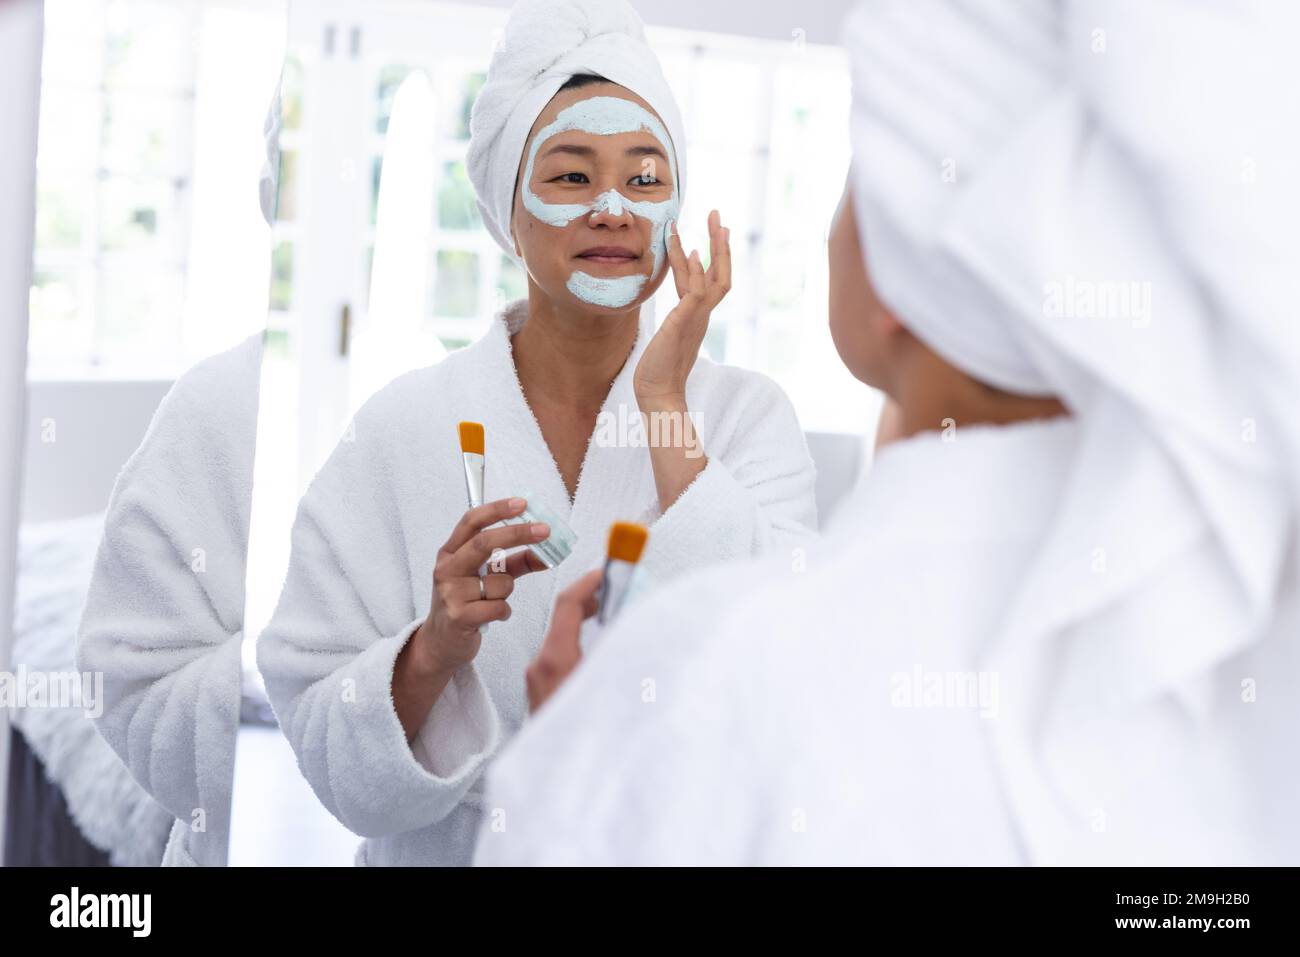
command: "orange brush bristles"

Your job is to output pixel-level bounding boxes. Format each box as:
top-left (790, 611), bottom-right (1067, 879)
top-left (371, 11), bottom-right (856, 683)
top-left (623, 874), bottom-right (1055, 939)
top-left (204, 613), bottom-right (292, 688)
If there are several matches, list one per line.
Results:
top-left (607, 522), bottom-right (648, 564)
top-left (458, 421), bottom-right (484, 455)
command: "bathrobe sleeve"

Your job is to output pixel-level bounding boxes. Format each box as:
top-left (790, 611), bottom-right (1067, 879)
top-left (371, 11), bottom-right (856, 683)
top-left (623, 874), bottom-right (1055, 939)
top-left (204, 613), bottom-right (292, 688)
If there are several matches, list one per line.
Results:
top-left (638, 371), bottom-right (817, 584)
top-left (256, 391), bottom-right (500, 839)
top-left (75, 335), bottom-right (261, 867)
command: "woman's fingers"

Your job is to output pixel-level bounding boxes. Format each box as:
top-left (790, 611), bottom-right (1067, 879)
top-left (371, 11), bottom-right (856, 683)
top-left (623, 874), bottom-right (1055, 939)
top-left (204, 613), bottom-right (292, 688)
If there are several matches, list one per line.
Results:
top-left (441, 497), bottom-right (527, 555)
top-left (434, 572), bottom-right (518, 634)
top-left (456, 599), bottom-right (513, 629)
top-left (480, 572), bottom-right (514, 601)
top-left (666, 213), bottom-right (730, 310)
top-left (499, 547), bottom-right (549, 579)
top-left (666, 219), bottom-right (690, 299)
top-left (710, 229), bottom-right (732, 306)
top-left (688, 249), bottom-right (706, 298)
top-left (444, 519), bottom-right (550, 577)
top-left (703, 211), bottom-right (731, 308)
top-left (527, 569), bottom-right (604, 712)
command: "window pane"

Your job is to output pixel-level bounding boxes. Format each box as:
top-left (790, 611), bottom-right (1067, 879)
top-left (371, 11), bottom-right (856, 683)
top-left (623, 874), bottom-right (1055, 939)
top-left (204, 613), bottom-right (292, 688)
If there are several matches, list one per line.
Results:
top-left (437, 160), bottom-right (480, 230)
top-left (679, 146), bottom-right (758, 248)
top-left (34, 174), bottom-right (88, 251)
top-left (761, 240), bottom-right (806, 310)
top-left (102, 93), bottom-right (188, 176)
top-left (98, 176), bottom-right (174, 253)
top-left (703, 320), bottom-right (727, 363)
top-left (104, 0), bottom-right (195, 94)
top-left (497, 254), bottom-right (527, 304)
top-left (42, 0), bottom-right (106, 87)
top-left (97, 267), bottom-right (185, 364)
top-left (277, 150), bottom-right (299, 222)
top-left (430, 250), bottom-right (479, 319)
top-left (281, 55), bottom-right (304, 131)
top-left (270, 240), bottom-right (295, 311)
top-left (28, 269), bottom-right (94, 364)
top-left (656, 49), bottom-right (693, 124)
top-left (691, 57), bottom-right (763, 150)
top-left (36, 90), bottom-right (99, 170)
top-left (766, 62), bottom-right (851, 240)
top-left (445, 72), bottom-right (484, 141)
top-left (438, 335), bottom-right (472, 353)
top-left (264, 327), bottom-right (291, 360)
top-left (376, 64), bottom-right (416, 134)
top-left (370, 154), bottom-right (383, 226)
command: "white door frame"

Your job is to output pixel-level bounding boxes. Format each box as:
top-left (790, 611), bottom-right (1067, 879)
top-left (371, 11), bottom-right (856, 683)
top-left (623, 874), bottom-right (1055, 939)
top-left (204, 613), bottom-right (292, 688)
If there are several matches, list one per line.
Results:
top-left (285, 0), bottom-right (505, 487)
top-left (0, 0), bottom-right (45, 863)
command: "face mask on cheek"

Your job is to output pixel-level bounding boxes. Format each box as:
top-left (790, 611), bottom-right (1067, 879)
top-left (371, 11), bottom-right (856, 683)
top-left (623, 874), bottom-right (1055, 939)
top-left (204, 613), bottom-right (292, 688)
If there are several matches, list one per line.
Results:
top-left (521, 96), bottom-right (681, 308)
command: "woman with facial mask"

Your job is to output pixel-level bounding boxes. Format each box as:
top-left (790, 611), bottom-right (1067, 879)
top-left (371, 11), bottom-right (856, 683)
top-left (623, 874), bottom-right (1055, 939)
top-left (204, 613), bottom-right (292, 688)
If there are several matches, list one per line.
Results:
top-left (476, 0), bottom-right (1300, 865)
top-left (256, 0), bottom-right (817, 866)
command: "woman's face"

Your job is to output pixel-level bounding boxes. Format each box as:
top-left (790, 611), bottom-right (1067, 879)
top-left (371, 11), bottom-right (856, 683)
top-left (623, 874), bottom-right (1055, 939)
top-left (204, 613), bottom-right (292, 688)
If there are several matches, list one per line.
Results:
top-left (828, 182), bottom-right (900, 390)
top-left (512, 82), bottom-right (679, 314)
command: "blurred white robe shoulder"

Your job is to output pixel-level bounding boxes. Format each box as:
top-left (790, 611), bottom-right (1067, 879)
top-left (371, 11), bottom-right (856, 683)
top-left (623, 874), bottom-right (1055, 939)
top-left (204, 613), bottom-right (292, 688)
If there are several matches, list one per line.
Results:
top-left (257, 300), bottom-right (817, 866)
top-left (475, 417), bottom-right (1300, 865)
top-left (76, 332), bottom-right (262, 867)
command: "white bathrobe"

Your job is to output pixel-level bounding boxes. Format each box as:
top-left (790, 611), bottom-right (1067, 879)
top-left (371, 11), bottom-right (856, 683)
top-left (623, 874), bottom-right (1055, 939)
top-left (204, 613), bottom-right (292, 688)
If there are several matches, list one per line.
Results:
top-left (77, 333), bottom-right (262, 867)
top-left (475, 418), bottom-right (1300, 865)
top-left (256, 300), bottom-right (818, 866)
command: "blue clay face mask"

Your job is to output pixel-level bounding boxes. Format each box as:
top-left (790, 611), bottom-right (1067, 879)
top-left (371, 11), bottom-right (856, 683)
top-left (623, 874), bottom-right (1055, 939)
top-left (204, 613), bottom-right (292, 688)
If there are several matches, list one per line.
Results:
top-left (521, 96), bottom-right (681, 309)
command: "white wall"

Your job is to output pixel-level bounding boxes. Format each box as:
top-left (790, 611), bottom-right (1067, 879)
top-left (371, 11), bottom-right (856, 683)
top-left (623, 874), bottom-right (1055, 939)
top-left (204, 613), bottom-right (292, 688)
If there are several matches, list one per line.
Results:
top-left (455, 0), bottom-right (858, 44)
top-left (21, 380), bottom-right (175, 524)
top-left (0, 0), bottom-right (46, 863)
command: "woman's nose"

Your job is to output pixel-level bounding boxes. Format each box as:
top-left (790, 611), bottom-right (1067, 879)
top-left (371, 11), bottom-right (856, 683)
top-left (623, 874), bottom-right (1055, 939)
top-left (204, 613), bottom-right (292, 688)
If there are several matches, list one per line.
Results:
top-left (586, 189), bottom-right (635, 228)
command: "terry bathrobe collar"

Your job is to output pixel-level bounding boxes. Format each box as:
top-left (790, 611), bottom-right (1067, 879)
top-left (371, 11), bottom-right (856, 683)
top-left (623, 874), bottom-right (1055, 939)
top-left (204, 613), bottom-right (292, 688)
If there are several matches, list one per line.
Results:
top-left (464, 298), bottom-right (657, 527)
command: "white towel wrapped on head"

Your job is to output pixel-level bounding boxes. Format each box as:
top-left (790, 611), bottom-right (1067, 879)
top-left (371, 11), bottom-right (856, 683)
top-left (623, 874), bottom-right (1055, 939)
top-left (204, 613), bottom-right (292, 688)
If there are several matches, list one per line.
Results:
top-left (466, 0), bottom-right (686, 258)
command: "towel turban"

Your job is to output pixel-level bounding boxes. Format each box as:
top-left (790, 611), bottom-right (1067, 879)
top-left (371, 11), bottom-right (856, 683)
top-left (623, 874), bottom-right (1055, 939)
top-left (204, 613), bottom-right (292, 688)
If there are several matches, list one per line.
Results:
top-left (466, 0), bottom-right (687, 258)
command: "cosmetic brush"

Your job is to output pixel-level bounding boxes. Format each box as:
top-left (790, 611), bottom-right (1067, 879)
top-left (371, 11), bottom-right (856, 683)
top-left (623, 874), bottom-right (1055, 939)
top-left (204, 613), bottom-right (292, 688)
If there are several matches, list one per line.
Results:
top-left (457, 421), bottom-right (578, 570)
top-left (596, 521), bottom-right (648, 625)
top-left (458, 421), bottom-right (485, 509)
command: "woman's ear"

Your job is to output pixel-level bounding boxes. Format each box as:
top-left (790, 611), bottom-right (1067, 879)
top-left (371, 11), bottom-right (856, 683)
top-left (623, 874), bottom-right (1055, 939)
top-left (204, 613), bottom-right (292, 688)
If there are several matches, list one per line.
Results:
top-left (878, 302), bottom-right (904, 334)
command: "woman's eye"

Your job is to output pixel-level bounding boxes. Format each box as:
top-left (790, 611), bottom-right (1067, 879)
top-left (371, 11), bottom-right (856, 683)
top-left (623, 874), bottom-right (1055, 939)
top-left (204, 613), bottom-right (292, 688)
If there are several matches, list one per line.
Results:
top-left (553, 172), bottom-right (589, 184)
top-left (630, 174), bottom-right (659, 187)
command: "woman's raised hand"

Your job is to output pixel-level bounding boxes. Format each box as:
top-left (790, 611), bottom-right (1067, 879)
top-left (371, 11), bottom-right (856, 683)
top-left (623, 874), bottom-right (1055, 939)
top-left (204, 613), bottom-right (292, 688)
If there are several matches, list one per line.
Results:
top-left (632, 209), bottom-right (732, 408)
top-left (525, 569), bottom-right (603, 713)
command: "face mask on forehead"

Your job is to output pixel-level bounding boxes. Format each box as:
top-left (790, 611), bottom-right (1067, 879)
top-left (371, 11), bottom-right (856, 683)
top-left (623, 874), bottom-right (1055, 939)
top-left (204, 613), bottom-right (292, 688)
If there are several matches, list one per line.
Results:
top-left (520, 96), bottom-right (681, 309)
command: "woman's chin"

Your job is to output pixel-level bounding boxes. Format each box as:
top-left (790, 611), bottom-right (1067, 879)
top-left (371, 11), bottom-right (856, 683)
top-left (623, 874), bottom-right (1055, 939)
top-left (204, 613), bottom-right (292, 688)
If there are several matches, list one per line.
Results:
top-left (562, 271), bottom-right (655, 313)
top-left (567, 294), bottom-right (645, 316)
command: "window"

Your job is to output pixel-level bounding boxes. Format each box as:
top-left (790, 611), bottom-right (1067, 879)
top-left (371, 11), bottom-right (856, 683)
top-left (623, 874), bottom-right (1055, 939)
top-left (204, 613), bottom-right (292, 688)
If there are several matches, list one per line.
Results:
top-left (30, 0), bottom-right (286, 378)
top-left (647, 28), bottom-right (862, 433)
top-left (267, 4), bottom-right (863, 450)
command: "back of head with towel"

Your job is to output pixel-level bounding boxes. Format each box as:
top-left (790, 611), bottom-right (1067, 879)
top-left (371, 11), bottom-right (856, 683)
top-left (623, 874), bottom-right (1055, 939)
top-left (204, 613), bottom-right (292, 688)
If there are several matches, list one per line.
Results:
top-left (474, 0), bottom-right (1300, 865)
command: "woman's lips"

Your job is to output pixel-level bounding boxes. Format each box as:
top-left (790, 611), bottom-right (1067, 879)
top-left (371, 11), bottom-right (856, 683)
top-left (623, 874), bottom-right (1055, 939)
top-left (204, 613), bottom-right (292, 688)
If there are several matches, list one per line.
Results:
top-left (577, 247), bottom-right (640, 265)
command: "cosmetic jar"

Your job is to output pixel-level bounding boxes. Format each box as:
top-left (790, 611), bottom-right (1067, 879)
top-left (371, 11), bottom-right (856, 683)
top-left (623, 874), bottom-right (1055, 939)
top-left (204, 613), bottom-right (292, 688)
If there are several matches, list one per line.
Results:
top-left (502, 488), bottom-right (577, 568)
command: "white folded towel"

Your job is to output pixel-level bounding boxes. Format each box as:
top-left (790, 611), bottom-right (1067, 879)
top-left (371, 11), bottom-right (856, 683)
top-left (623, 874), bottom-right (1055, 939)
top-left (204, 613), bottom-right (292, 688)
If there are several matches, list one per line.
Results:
top-left (466, 0), bottom-right (686, 257)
